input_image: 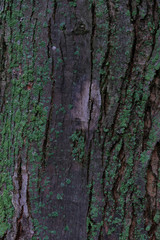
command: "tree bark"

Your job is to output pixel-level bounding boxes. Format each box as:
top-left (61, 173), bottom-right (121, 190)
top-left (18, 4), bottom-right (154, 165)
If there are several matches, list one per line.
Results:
top-left (0, 0), bottom-right (160, 239)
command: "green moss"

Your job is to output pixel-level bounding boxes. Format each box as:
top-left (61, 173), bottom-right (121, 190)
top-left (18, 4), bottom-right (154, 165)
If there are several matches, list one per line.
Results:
top-left (0, 0), bottom-right (55, 237)
top-left (70, 130), bottom-right (85, 163)
top-left (154, 211), bottom-right (160, 224)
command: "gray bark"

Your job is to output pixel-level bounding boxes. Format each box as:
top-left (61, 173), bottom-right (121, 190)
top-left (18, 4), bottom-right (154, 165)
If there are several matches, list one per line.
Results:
top-left (0, 0), bottom-right (160, 239)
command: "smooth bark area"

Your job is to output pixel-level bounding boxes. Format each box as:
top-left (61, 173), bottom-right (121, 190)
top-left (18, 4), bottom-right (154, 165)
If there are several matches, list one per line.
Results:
top-left (0, 0), bottom-right (160, 239)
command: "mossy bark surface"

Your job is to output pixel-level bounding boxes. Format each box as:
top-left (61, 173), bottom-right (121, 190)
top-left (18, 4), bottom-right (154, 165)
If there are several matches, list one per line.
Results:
top-left (0, 0), bottom-right (160, 239)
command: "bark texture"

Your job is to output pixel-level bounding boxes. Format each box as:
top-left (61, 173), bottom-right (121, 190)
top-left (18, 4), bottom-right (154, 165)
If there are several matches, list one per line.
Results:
top-left (0, 0), bottom-right (160, 239)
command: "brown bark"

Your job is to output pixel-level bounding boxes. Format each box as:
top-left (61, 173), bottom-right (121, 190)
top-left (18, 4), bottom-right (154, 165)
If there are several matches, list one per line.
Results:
top-left (0, 0), bottom-right (160, 239)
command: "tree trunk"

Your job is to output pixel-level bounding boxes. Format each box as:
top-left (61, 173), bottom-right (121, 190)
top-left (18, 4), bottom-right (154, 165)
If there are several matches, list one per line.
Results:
top-left (0, 0), bottom-right (160, 239)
